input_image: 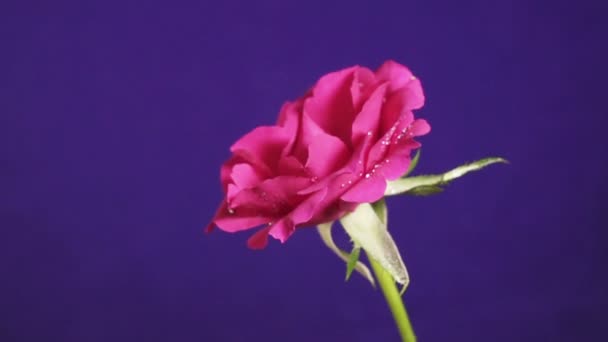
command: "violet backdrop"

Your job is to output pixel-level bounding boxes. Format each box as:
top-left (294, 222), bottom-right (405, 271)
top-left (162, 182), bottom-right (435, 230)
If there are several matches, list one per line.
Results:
top-left (1, 0), bottom-right (606, 341)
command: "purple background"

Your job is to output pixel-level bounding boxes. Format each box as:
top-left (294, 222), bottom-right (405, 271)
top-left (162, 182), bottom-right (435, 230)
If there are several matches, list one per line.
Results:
top-left (1, 1), bottom-right (606, 341)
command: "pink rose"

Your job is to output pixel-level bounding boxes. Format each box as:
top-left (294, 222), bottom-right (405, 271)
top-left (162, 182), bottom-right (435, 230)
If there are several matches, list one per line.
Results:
top-left (207, 60), bottom-right (430, 249)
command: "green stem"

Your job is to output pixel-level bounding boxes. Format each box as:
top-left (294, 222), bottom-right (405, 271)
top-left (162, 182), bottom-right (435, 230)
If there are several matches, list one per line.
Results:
top-left (368, 255), bottom-right (416, 342)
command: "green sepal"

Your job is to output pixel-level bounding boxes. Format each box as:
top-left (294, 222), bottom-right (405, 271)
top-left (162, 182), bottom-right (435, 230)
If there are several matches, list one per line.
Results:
top-left (385, 157), bottom-right (508, 196)
top-left (340, 201), bottom-right (409, 287)
top-left (317, 222), bottom-right (375, 287)
top-left (407, 185), bottom-right (444, 196)
top-left (404, 149), bottom-right (421, 177)
top-left (345, 246), bottom-right (361, 281)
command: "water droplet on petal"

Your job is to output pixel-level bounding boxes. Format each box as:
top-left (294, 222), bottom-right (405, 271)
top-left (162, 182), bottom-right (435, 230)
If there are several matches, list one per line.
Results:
top-left (310, 176), bottom-right (318, 183)
top-left (227, 207), bottom-right (235, 214)
top-left (365, 173), bottom-right (371, 179)
top-left (367, 131), bottom-right (372, 136)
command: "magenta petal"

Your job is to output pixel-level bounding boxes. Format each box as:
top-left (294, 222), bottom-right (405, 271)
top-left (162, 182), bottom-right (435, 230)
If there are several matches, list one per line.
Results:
top-left (376, 61), bottom-right (425, 110)
top-left (230, 126), bottom-right (291, 172)
top-left (291, 187), bottom-right (328, 223)
top-left (268, 218), bottom-right (295, 243)
top-left (247, 226), bottom-right (272, 249)
top-left (351, 83), bottom-right (388, 144)
top-left (381, 140), bottom-right (421, 180)
top-left (230, 163), bottom-right (262, 189)
top-left (229, 176), bottom-right (310, 213)
top-left (350, 67), bottom-right (377, 110)
top-left (306, 133), bottom-right (349, 177)
top-left (341, 174), bottom-right (387, 203)
top-left (375, 60), bottom-right (415, 90)
top-left (213, 204), bottom-right (273, 233)
top-left (410, 119), bottom-right (431, 136)
top-left (304, 66), bottom-right (358, 142)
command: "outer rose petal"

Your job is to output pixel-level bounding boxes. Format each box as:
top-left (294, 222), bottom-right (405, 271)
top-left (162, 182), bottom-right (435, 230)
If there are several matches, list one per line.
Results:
top-left (380, 140), bottom-right (421, 180)
top-left (340, 172), bottom-right (387, 203)
top-left (376, 60), bottom-right (425, 110)
top-left (268, 218), bottom-right (295, 243)
top-left (410, 118), bottom-right (431, 136)
top-left (213, 202), bottom-right (274, 232)
top-left (247, 226), bottom-right (272, 249)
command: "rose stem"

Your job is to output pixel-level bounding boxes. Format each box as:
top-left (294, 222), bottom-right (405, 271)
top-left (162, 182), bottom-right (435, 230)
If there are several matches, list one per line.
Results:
top-left (368, 255), bottom-right (416, 342)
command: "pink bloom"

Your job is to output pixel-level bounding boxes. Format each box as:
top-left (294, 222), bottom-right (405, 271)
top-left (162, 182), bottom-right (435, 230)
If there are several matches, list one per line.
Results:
top-left (207, 60), bottom-right (430, 249)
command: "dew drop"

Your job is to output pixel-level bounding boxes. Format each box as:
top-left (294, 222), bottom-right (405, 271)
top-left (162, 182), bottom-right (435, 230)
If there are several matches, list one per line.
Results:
top-left (340, 183), bottom-right (346, 188)
top-left (358, 172), bottom-right (363, 177)
top-left (227, 207), bottom-right (235, 214)
top-left (367, 131), bottom-right (372, 136)
top-left (365, 173), bottom-right (371, 179)
top-left (310, 176), bottom-right (318, 183)
top-left (347, 180), bottom-right (353, 185)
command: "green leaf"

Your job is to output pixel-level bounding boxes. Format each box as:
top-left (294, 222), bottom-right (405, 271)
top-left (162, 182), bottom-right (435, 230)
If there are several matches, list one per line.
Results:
top-left (404, 149), bottom-right (421, 177)
top-left (340, 202), bottom-right (409, 287)
top-left (385, 157), bottom-right (508, 196)
top-left (345, 246), bottom-right (361, 281)
top-left (317, 222), bottom-right (375, 287)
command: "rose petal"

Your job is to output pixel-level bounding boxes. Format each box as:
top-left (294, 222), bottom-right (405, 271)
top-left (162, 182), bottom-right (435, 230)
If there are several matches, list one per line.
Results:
top-left (213, 202), bottom-right (274, 233)
top-left (229, 176), bottom-right (310, 213)
top-left (380, 140), bottom-right (421, 180)
top-left (304, 66), bottom-right (358, 142)
top-left (291, 187), bottom-right (328, 224)
top-left (230, 126), bottom-right (291, 173)
top-left (341, 172), bottom-right (387, 203)
top-left (247, 226), bottom-right (272, 249)
top-left (230, 163), bottom-right (262, 189)
top-left (350, 67), bottom-right (377, 111)
top-left (290, 111), bottom-right (327, 163)
top-left (305, 132), bottom-right (349, 177)
top-left (351, 83), bottom-right (388, 145)
top-left (410, 118), bottom-right (431, 136)
top-left (367, 111), bottom-right (414, 170)
top-left (376, 60), bottom-right (425, 110)
top-left (276, 100), bottom-right (304, 156)
top-left (268, 218), bottom-right (295, 243)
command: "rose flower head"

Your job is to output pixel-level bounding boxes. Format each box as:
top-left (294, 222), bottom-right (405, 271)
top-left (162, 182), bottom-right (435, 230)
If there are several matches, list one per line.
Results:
top-left (207, 60), bottom-right (430, 249)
